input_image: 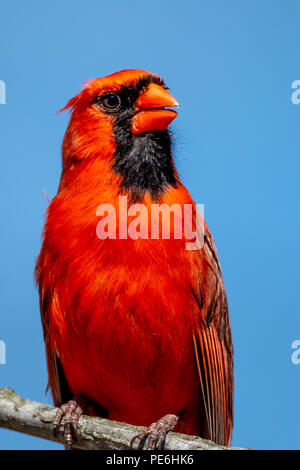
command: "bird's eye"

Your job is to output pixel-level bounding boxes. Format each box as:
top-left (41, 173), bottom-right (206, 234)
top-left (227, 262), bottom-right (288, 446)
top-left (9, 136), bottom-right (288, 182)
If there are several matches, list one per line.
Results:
top-left (99, 93), bottom-right (121, 112)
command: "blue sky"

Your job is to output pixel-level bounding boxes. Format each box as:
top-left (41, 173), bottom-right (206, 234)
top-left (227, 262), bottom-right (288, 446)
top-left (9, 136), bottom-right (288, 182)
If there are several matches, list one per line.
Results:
top-left (0, 0), bottom-right (300, 450)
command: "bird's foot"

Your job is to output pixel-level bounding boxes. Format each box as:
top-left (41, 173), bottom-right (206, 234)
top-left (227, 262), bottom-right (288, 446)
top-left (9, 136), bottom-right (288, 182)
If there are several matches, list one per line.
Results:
top-left (130, 414), bottom-right (179, 450)
top-left (53, 396), bottom-right (88, 450)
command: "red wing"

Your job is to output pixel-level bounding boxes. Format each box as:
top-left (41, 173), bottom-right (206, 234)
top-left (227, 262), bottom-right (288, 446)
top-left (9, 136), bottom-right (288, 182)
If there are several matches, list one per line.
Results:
top-left (36, 252), bottom-right (71, 407)
top-left (192, 228), bottom-right (233, 446)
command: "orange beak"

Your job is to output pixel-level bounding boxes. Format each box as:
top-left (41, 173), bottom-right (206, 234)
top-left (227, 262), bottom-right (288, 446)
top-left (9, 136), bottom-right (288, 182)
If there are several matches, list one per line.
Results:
top-left (131, 83), bottom-right (179, 135)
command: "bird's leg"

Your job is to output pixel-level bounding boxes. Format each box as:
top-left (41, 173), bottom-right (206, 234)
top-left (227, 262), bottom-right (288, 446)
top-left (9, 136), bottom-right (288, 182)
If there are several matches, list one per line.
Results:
top-left (130, 414), bottom-right (179, 450)
top-left (53, 396), bottom-right (88, 450)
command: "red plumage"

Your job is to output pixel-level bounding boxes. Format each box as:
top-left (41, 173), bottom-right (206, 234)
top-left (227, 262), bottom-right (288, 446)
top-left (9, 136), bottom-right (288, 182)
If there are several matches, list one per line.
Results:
top-left (35, 70), bottom-right (233, 447)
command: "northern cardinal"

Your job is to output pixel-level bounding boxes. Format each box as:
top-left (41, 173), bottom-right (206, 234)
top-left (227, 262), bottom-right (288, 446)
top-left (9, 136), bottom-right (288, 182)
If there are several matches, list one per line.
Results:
top-left (35, 69), bottom-right (233, 450)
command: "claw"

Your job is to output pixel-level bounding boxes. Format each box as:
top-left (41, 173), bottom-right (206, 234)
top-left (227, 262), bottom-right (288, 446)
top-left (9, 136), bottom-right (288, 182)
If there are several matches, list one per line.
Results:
top-left (53, 397), bottom-right (87, 450)
top-left (130, 414), bottom-right (179, 450)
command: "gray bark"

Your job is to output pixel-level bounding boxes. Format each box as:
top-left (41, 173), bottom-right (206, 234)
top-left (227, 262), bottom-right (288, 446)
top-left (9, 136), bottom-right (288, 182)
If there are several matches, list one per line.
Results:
top-left (0, 388), bottom-right (246, 450)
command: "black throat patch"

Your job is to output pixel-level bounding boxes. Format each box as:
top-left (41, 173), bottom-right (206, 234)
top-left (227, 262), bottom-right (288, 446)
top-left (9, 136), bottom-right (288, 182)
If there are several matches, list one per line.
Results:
top-left (113, 126), bottom-right (177, 202)
top-left (111, 75), bottom-right (178, 202)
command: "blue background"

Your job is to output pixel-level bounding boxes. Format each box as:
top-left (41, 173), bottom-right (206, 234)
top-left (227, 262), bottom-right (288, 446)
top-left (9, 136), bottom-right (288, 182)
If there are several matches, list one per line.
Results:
top-left (0, 0), bottom-right (299, 450)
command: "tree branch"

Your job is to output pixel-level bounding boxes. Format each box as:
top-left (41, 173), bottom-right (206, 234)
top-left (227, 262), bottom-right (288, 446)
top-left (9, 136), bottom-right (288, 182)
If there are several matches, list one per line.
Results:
top-left (0, 388), bottom-right (245, 450)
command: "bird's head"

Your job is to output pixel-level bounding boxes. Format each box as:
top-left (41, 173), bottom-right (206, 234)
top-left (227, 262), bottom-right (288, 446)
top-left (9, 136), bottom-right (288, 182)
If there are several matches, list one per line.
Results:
top-left (60, 69), bottom-right (179, 200)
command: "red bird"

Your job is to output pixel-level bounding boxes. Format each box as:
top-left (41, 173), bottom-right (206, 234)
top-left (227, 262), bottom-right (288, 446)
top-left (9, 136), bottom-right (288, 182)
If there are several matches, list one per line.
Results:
top-left (35, 69), bottom-right (233, 450)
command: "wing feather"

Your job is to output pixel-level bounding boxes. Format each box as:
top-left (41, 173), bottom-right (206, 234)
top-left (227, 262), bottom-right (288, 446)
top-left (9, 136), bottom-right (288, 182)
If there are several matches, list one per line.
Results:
top-left (193, 229), bottom-right (233, 446)
top-left (36, 252), bottom-right (71, 407)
